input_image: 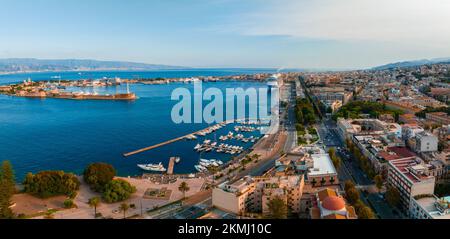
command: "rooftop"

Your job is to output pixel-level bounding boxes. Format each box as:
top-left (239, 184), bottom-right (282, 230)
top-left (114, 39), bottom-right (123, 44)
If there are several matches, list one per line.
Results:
top-left (389, 158), bottom-right (434, 184)
top-left (414, 196), bottom-right (450, 219)
top-left (308, 154), bottom-right (337, 176)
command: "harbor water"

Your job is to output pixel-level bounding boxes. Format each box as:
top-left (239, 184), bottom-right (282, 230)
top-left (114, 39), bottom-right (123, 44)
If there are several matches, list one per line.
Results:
top-left (0, 70), bottom-right (275, 181)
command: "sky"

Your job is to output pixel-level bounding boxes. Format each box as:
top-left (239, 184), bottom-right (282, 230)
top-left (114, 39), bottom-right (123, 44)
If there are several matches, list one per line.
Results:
top-left (0, 0), bottom-right (449, 69)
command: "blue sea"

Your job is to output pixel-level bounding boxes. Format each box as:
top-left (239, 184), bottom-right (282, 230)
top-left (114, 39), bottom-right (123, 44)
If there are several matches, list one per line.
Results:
top-left (0, 69), bottom-right (276, 181)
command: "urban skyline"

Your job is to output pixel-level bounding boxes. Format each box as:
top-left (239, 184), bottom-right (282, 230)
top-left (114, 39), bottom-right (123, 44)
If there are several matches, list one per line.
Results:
top-left (1, 0), bottom-right (450, 69)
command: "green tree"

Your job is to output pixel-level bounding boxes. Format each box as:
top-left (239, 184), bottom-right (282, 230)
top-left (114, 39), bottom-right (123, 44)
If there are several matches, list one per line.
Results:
top-left (0, 161), bottom-right (16, 219)
top-left (345, 187), bottom-right (360, 205)
top-left (83, 163), bottom-right (116, 192)
top-left (344, 180), bottom-right (355, 193)
top-left (0, 180), bottom-right (14, 219)
top-left (119, 203), bottom-right (129, 219)
top-left (311, 178), bottom-right (317, 187)
top-left (178, 182), bottom-right (190, 199)
top-left (328, 148), bottom-right (336, 157)
top-left (265, 196), bottom-right (287, 219)
top-left (22, 171), bottom-right (80, 198)
top-left (374, 175), bottom-right (384, 193)
top-left (358, 206), bottom-right (376, 219)
top-left (102, 179), bottom-right (136, 203)
top-left (88, 197), bottom-right (101, 218)
top-left (64, 199), bottom-right (75, 209)
top-left (385, 186), bottom-right (401, 208)
top-left (1, 161), bottom-right (16, 195)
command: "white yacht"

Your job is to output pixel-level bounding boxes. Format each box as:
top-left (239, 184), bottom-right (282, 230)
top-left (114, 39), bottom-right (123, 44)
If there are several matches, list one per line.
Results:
top-left (137, 162), bottom-right (166, 172)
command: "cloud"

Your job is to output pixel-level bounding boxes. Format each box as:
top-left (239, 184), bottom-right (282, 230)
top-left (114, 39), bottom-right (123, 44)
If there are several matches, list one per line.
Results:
top-left (223, 0), bottom-right (450, 49)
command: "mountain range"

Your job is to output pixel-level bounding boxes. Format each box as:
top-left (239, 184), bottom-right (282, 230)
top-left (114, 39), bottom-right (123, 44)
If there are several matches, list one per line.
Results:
top-left (0, 58), bottom-right (188, 73)
top-left (372, 57), bottom-right (450, 70)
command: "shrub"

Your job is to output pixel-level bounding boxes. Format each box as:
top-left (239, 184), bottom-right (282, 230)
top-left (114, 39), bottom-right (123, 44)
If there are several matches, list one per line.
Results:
top-left (23, 171), bottom-right (80, 198)
top-left (64, 199), bottom-right (75, 209)
top-left (83, 163), bottom-right (116, 192)
top-left (102, 179), bottom-right (136, 203)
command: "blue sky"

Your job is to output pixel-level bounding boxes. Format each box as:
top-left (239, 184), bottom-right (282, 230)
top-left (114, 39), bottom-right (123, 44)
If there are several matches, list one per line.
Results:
top-left (0, 0), bottom-right (449, 69)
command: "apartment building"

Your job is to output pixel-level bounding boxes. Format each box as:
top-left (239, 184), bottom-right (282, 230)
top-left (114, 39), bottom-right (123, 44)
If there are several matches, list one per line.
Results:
top-left (414, 131), bottom-right (439, 153)
top-left (426, 112), bottom-right (450, 125)
top-left (212, 175), bottom-right (304, 215)
top-left (387, 158), bottom-right (436, 215)
top-left (409, 195), bottom-right (450, 219)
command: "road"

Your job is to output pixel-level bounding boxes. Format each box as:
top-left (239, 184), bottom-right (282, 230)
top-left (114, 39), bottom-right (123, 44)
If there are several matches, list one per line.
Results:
top-left (316, 118), bottom-right (401, 219)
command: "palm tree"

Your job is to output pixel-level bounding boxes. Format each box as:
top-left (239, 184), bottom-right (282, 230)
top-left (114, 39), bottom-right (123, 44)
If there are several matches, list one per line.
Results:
top-left (178, 182), bottom-right (190, 199)
top-left (329, 177), bottom-right (335, 184)
top-left (119, 203), bottom-right (129, 219)
top-left (320, 178), bottom-right (326, 186)
top-left (252, 154), bottom-right (261, 163)
top-left (311, 178), bottom-right (317, 187)
top-left (88, 197), bottom-right (100, 218)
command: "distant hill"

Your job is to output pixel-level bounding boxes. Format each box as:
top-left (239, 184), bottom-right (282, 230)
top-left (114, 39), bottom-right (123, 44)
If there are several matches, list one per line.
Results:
top-left (0, 58), bottom-right (188, 73)
top-left (373, 57), bottom-right (450, 70)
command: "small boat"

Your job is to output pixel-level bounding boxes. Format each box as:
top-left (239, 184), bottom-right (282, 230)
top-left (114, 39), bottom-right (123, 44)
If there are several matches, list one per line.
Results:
top-left (195, 165), bottom-right (207, 172)
top-left (173, 157), bottom-right (181, 163)
top-left (199, 161), bottom-right (210, 167)
top-left (137, 162), bottom-right (166, 172)
top-left (200, 159), bottom-right (210, 163)
top-left (194, 144), bottom-right (201, 150)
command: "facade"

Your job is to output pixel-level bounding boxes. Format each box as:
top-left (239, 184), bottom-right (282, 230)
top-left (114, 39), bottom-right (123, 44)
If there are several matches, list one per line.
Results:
top-left (426, 112), bottom-right (450, 125)
top-left (387, 158), bottom-right (436, 214)
top-left (414, 131), bottom-right (438, 153)
top-left (399, 114), bottom-right (419, 124)
top-left (212, 177), bottom-right (256, 215)
top-left (212, 175), bottom-right (304, 215)
top-left (337, 118), bottom-right (401, 141)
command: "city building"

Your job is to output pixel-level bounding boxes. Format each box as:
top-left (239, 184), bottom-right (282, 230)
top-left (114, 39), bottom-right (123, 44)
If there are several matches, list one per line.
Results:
top-left (414, 131), bottom-right (439, 153)
top-left (426, 112), bottom-right (450, 125)
top-left (337, 118), bottom-right (401, 141)
top-left (307, 154), bottom-right (339, 187)
top-left (212, 177), bottom-right (256, 215)
top-left (310, 188), bottom-right (357, 219)
top-left (409, 195), bottom-right (450, 219)
top-left (212, 175), bottom-right (304, 215)
top-left (387, 158), bottom-right (436, 214)
top-left (399, 114), bottom-right (419, 124)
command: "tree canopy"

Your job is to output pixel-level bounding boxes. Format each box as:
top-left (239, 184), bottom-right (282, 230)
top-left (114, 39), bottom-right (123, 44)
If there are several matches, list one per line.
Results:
top-left (265, 196), bottom-right (288, 219)
top-left (0, 161), bottom-right (16, 219)
top-left (333, 101), bottom-right (403, 120)
top-left (23, 171), bottom-right (80, 198)
top-left (102, 179), bottom-right (136, 203)
top-left (83, 163), bottom-right (116, 192)
top-left (385, 186), bottom-right (401, 208)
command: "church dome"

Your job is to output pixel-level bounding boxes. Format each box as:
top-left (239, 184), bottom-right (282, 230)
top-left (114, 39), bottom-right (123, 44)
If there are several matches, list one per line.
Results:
top-left (322, 196), bottom-right (346, 211)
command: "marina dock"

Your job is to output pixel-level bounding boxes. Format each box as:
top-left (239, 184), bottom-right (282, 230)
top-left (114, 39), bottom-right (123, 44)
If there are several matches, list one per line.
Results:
top-left (123, 119), bottom-right (268, 157)
top-left (123, 121), bottom-right (231, 157)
